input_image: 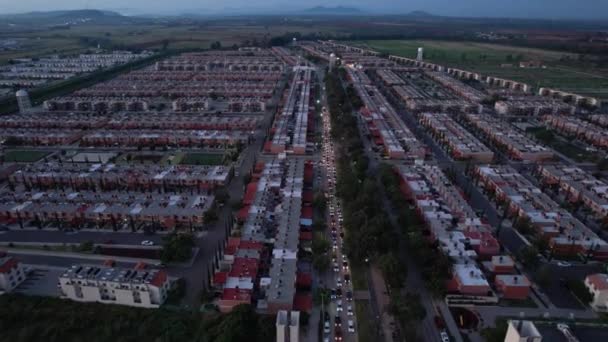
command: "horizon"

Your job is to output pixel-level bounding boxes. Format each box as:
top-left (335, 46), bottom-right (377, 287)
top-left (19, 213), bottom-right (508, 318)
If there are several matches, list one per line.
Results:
top-left (1, 0), bottom-right (608, 20)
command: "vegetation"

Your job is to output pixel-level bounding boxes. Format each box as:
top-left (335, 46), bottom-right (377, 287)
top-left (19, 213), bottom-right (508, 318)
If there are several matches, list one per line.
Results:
top-left (179, 153), bottom-right (225, 166)
top-left (160, 233), bottom-right (195, 264)
top-left (567, 279), bottom-right (594, 304)
top-left (353, 39), bottom-right (608, 98)
top-left (312, 232), bottom-right (330, 273)
top-left (1, 150), bottom-right (49, 163)
top-left (0, 295), bottom-right (274, 342)
top-left (480, 319), bottom-right (508, 342)
top-left (354, 300), bottom-right (374, 342)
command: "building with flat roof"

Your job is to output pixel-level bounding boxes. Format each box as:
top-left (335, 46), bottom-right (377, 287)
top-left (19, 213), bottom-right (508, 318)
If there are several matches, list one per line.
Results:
top-left (59, 264), bottom-right (170, 308)
top-left (276, 310), bottom-right (300, 342)
top-left (543, 115), bottom-right (607, 150)
top-left (495, 274), bottom-right (531, 300)
top-left (504, 320), bottom-right (542, 342)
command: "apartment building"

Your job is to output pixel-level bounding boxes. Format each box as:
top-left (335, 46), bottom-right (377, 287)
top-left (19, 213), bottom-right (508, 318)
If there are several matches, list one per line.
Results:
top-left (589, 114), bottom-right (608, 128)
top-left (59, 264), bottom-right (170, 308)
top-left (474, 165), bottom-right (608, 259)
top-left (543, 115), bottom-right (608, 149)
top-left (464, 114), bottom-right (553, 161)
top-left (495, 275), bottom-right (531, 300)
top-left (538, 165), bottom-right (608, 219)
top-left (585, 273), bottom-right (608, 312)
top-left (0, 128), bottom-right (83, 146)
top-left (419, 113), bottom-right (494, 162)
top-left (80, 129), bottom-right (250, 148)
top-left (0, 255), bottom-right (27, 292)
top-left (425, 71), bottom-right (486, 103)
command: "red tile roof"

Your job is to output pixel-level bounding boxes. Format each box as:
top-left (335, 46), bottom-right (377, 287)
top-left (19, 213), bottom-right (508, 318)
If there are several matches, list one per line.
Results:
top-left (229, 257), bottom-right (259, 278)
top-left (301, 206), bottom-right (313, 219)
top-left (214, 271), bottom-right (229, 285)
top-left (221, 288), bottom-right (252, 301)
top-left (587, 274), bottom-right (608, 290)
top-left (293, 292), bottom-right (312, 312)
top-left (0, 257), bottom-right (18, 274)
top-left (149, 270), bottom-right (168, 287)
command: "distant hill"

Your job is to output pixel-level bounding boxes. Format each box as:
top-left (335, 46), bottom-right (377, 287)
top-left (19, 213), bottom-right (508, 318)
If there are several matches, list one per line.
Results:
top-left (302, 6), bottom-right (363, 15)
top-left (405, 10), bottom-right (436, 18)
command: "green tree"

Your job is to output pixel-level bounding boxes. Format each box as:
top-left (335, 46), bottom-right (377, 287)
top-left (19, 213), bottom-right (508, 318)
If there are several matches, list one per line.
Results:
top-left (160, 233), bottom-right (195, 263)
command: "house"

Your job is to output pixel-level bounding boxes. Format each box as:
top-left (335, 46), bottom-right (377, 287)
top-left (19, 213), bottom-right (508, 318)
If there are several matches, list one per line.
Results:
top-left (585, 273), bottom-right (608, 312)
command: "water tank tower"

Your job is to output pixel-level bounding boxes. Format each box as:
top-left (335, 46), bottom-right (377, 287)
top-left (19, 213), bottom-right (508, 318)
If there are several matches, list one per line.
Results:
top-left (16, 89), bottom-right (32, 114)
top-left (417, 47), bottom-right (424, 61)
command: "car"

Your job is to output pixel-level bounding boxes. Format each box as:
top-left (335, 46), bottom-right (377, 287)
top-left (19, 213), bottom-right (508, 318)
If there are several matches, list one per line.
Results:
top-left (324, 321), bottom-right (331, 334)
top-left (335, 316), bottom-right (342, 327)
top-left (346, 291), bottom-right (353, 301)
top-left (330, 289), bottom-right (336, 300)
top-left (344, 274), bottom-right (350, 284)
top-left (557, 261), bottom-right (572, 267)
top-left (333, 265), bottom-right (340, 273)
top-left (342, 261), bottom-right (348, 270)
top-left (336, 300), bottom-right (343, 312)
top-left (140, 240), bottom-right (154, 246)
top-left (336, 288), bottom-right (342, 297)
top-left (336, 278), bottom-right (342, 287)
top-left (440, 331), bottom-right (450, 342)
top-left (334, 327), bottom-right (343, 341)
top-left (347, 305), bottom-right (354, 316)
top-left (348, 320), bottom-right (355, 333)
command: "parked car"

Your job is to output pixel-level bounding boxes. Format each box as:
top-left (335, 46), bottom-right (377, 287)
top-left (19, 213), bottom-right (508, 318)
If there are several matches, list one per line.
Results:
top-left (140, 240), bottom-right (154, 246)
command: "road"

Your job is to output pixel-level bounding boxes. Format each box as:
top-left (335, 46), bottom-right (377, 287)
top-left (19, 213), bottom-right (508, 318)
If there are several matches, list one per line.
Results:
top-left (315, 65), bottom-right (360, 342)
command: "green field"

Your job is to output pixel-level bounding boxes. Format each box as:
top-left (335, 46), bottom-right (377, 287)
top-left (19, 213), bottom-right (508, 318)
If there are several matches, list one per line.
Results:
top-left (179, 153), bottom-right (224, 165)
top-left (2, 150), bottom-right (49, 162)
top-left (352, 40), bottom-right (608, 98)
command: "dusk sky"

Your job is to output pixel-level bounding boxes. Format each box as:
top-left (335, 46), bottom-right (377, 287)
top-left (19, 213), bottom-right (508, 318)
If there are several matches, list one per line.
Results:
top-left (1, 0), bottom-right (607, 19)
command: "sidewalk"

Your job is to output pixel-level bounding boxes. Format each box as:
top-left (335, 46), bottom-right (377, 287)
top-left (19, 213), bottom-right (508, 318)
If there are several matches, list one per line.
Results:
top-left (369, 265), bottom-right (396, 342)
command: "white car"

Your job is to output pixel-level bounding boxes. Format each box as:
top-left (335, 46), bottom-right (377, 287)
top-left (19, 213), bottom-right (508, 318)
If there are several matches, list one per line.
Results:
top-left (440, 331), bottom-right (450, 342)
top-left (347, 305), bottom-right (353, 316)
top-left (336, 300), bottom-right (343, 312)
top-left (324, 321), bottom-right (330, 334)
top-left (557, 261), bottom-right (571, 267)
top-left (140, 240), bottom-right (154, 246)
top-left (336, 278), bottom-right (342, 288)
top-left (348, 320), bottom-right (355, 333)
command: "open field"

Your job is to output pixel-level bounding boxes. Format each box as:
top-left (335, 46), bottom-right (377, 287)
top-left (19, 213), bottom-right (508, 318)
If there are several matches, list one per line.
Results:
top-left (0, 23), bottom-right (338, 64)
top-left (2, 150), bottom-right (49, 162)
top-left (352, 40), bottom-right (608, 98)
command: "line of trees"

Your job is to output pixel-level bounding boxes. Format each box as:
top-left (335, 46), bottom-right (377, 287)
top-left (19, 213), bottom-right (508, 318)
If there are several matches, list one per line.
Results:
top-left (0, 295), bottom-right (274, 342)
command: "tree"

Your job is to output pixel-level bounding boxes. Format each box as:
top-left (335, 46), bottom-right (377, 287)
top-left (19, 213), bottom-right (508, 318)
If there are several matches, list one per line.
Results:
top-left (313, 191), bottom-right (327, 213)
top-left (160, 233), bottom-right (195, 263)
top-left (215, 187), bottom-right (230, 204)
top-left (517, 246), bottom-right (540, 269)
top-left (210, 41), bottom-right (222, 49)
top-left (379, 252), bottom-right (405, 289)
top-left (481, 319), bottom-right (508, 342)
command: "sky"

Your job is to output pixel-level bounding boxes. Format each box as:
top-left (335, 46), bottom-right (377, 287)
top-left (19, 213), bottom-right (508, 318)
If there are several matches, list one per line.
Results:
top-left (1, 0), bottom-right (607, 20)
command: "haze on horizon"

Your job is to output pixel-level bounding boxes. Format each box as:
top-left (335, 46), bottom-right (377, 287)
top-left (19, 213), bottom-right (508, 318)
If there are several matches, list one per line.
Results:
top-left (1, 0), bottom-right (607, 20)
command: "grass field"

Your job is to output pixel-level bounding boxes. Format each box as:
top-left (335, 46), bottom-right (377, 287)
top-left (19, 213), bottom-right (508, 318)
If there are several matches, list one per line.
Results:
top-left (2, 150), bottom-right (49, 162)
top-left (352, 40), bottom-right (608, 98)
top-left (179, 153), bottom-right (224, 165)
top-left (354, 300), bottom-right (374, 342)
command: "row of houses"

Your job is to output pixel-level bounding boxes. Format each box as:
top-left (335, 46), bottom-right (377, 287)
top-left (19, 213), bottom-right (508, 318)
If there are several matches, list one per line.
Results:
top-left (0, 112), bottom-right (261, 131)
top-left (543, 115), bottom-right (608, 149)
top-left (10, 163), bottom-right (231, 191)
top-left (474, 165), bottom-right (608, 259)
top-left (267, 67), bottom-right (314, 155)
top-left (538, 165), bottom-right (608, 219)
top-left (0, 190), bottom-right (215, 230)
top-left (352, 78), bottom-right (426, 159)
top-left (463, 114), bottom-right (554, 161)
top-left (396, 163), bottom-right (531, 299)
top-left (419, 113), bottom-right (494, 162)
top-left (495, 98), bottom-right (576, 116)
top-left (213, 158), bottom-right (313, 314)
